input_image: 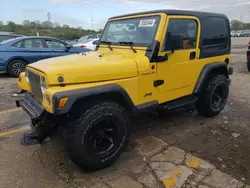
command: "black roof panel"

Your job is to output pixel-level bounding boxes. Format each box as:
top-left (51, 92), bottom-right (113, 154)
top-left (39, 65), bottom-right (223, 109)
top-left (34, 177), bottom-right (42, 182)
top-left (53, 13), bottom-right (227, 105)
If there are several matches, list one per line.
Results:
top-left (109, 9), bottom-right (228, 20)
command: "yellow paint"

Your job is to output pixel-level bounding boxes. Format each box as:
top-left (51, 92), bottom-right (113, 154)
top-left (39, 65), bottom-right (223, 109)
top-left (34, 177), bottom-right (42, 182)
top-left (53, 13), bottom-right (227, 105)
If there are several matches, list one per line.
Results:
top-left (0, 108), bottom-right (21, 115)
top-left (21, 11), bottom-right (231, 114)
top-left (186, 157), bottom-right (203, 169)
top-left (0, 126), bottom-right (30, 137)
top-left (163, 169), bottom-right (184, 188)
top-left (18, 72), bottom-right (29, 92)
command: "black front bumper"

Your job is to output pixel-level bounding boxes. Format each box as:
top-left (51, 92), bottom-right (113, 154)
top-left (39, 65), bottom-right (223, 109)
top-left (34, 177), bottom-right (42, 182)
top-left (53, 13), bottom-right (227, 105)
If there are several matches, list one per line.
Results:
top-left (16, 93), bottom-right (45, 120)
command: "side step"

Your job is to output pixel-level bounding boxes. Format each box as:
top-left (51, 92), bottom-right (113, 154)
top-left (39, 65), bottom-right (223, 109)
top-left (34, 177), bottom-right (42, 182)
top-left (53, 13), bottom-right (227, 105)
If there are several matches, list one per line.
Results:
top-left (160, 95), bottom-right (198, 110)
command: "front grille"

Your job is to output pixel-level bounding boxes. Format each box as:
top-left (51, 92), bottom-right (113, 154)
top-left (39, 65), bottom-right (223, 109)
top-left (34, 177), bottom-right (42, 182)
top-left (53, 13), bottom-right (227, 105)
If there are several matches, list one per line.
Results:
top-left (28, 71), bottom-right (43, 102)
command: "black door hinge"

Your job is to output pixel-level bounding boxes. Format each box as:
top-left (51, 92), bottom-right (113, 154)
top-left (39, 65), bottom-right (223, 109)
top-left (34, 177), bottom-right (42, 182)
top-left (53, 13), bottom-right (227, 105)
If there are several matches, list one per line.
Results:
top-left (154, 80), bottom-right (164, 87)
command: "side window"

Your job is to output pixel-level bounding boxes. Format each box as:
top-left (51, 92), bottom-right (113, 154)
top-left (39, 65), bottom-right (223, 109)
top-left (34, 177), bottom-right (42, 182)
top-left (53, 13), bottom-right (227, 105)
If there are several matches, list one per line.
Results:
top-left (45, 40), bottom-right (65, 48)
top-left (164, 19), bottom-right (198, 51)
top-left (13, 39), bottom-right (43, 48)
top-left (202, 17), bottom-right (228, 48)
top-left (24, 40), bottom-right (33, 48)
top-left (13, 41), bottom-right (22, 48)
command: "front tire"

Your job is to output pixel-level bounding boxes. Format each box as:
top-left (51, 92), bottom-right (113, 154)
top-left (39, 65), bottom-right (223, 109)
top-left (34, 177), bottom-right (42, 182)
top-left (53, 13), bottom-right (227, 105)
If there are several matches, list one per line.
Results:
top-left (247, 62), bottom-right (250, 72)
top-left (64, 101), bottom-right (129, 171)
top-left (196, 75), bottom-right (229, 117)
top-left (8, 59), bottom-right (27, 77)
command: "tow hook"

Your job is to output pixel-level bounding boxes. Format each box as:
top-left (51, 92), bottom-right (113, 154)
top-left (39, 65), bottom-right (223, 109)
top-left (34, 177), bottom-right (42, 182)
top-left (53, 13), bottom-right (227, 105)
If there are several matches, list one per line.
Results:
top-left (20, 130), bottom-right (40, 146)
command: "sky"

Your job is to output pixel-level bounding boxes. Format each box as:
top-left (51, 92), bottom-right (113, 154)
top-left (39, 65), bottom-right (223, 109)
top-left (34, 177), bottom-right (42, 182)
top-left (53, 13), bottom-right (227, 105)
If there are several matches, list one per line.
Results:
top-left (1, 0), bottom-right (250, 30)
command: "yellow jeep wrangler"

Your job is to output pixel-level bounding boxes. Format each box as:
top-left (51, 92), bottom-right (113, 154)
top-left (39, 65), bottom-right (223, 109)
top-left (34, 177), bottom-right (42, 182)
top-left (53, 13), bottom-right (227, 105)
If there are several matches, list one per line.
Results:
top-left (16, 10), bottom-right (233, 170)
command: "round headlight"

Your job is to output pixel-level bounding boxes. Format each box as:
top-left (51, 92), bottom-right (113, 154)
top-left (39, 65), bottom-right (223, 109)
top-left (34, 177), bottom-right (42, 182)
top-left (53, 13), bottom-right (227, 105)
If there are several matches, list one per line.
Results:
top-left (41, 76), bottom-right (47, 94)
top-left (25, 70), bottom-right (29, 83)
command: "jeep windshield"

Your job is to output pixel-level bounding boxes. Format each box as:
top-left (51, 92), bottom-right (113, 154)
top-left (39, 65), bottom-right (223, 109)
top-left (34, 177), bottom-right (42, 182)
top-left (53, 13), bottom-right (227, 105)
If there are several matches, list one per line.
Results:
top-left (100, 16), bottom-right (160, 47)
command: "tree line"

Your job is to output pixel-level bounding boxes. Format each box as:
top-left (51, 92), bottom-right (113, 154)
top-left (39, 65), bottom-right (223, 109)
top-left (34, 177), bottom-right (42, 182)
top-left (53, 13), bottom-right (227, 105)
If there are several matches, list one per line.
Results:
top-left (231, 20), bottom-right (250, 31)
top-left (1, 19), bottom-right (249, 38)
top-left (0, 20), bottom-right (103, 40)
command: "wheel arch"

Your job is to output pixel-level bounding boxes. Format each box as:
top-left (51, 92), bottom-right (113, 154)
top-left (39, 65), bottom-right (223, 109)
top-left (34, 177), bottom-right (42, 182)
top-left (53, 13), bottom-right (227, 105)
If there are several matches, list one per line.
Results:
top-left (193, 62), bottom-right (229, 93)
top-left (53, 84), bottom-right (137, 115)
top-left (7, 57), bottom-right (29, 67)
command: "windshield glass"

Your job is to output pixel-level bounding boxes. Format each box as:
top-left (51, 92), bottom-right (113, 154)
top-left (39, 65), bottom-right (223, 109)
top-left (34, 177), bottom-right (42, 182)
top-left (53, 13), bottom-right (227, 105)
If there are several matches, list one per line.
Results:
top-left (101, 16), bottom-right (160, 46)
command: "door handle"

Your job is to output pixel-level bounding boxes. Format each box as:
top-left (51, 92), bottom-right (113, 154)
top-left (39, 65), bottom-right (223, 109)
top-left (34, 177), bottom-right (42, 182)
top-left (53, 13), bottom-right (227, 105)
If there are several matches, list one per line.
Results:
top-left (189, 51), bottom-right (196, 60)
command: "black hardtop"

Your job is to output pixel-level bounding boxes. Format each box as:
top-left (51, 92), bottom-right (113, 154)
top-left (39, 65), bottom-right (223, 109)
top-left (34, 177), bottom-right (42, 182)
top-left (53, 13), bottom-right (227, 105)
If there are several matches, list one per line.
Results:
top-left (110, 9), bottom-right (228, 20)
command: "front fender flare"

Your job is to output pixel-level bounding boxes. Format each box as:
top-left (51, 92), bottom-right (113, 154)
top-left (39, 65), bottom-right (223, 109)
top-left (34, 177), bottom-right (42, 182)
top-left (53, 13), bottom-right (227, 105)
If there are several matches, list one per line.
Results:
top-left (53, 84), bottom-right (136, 115)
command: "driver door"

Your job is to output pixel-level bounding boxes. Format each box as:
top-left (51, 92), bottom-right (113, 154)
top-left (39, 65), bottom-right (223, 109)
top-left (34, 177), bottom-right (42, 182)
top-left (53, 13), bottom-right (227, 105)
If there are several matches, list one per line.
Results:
top-left (156, 16), bottom-right (201, 102)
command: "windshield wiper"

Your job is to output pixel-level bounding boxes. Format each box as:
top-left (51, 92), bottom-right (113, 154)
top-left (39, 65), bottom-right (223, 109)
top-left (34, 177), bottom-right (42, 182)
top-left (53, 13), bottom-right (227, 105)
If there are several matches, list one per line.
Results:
top-left (119, 42), bottom-right (137, 53)
top-left (99, 40), bottom-right (113, 51)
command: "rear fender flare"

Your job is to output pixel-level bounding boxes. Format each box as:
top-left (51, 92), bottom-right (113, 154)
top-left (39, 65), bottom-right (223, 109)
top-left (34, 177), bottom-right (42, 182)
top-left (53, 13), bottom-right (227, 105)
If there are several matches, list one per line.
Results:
top-left (193, 62), bottom-right (229, 93)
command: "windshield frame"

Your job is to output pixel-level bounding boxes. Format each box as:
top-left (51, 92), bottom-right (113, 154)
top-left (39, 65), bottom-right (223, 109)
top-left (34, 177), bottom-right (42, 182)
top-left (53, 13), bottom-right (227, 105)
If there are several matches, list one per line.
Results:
top-left (100, 15), bottom-right (161, 47)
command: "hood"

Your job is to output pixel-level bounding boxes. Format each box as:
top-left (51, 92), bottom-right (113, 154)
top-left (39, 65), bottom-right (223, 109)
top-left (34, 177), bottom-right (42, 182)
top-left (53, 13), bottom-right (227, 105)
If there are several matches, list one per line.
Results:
top-left (28, 51), bottom-right (138, 85)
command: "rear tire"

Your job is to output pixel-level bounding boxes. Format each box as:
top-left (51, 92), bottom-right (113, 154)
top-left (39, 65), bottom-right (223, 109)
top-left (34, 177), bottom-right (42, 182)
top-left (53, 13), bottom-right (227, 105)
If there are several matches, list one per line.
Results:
top-left (196, 75), bottom-right (229, 117)
top-left (8, 59), bottom-right (27, 77)
top-left (64, 101), bottom-right (129, 171)
top-left (247, 62), bottom-right (250, 72)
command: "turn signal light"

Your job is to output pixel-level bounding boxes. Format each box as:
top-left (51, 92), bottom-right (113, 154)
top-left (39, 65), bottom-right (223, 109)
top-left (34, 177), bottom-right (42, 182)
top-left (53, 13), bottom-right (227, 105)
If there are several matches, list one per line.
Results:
top-left (44, 95), bottom-right (51, 105)
top-left (58, 97), bottom-right (68, 109)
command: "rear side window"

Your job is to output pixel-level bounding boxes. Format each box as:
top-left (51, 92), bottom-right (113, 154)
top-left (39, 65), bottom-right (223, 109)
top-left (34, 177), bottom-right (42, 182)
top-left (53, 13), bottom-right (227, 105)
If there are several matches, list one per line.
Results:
top-left (202, 17), bottom-right (229, 48)
top-left (13, 39), bottom-right (44, 48)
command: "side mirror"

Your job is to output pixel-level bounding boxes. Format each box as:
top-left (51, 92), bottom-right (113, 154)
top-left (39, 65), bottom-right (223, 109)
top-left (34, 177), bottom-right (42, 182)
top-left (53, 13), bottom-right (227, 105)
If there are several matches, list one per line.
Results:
top-left (145, 40), bottom-right (169, 63)
top-left (66, 44), bottom-right (73, 49)
top-left (92, 40), bottom-right (99, 45)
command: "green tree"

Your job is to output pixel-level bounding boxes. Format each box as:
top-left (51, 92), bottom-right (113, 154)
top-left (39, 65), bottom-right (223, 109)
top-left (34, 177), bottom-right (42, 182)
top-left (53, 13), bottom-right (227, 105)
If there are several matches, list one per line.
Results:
top-left (63, 24), bottom-right (70, 28)
top-left (243, 23), bottom-right (250, 30)
top-left (54, 22), bottom-right (61, 28)
top-left (0, 19), bottom-right (100, 40)
top-left (41, 21), bottom-right (53, 29)
top-left (7, 21), bottom-right (17, 32)
top-left (23, 20), bottom-right (31, 27)
top-left (231, 20), bottom-right (244, 30)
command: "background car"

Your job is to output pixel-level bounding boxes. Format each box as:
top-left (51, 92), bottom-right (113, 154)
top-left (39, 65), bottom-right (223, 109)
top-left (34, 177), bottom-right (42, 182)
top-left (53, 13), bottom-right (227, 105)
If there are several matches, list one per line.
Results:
top-left (231, 31), bottom-right (236, 37)
top-left (0, 31), bottom-right (24, 42)
top-left (78, 34), bottom-right (101, 42)
top-left (73, 38), bottom-right (100, 50)
top-left (0, 36), bottom-right (90, 77)
top-left (232, 30), bottom-right (250, 37)
top-left (64, 39), bottom-right (78, 45)
top-left (240, 30), bottom-right (250, 37)
top-left (233, 31), bottom-right (242, 37)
